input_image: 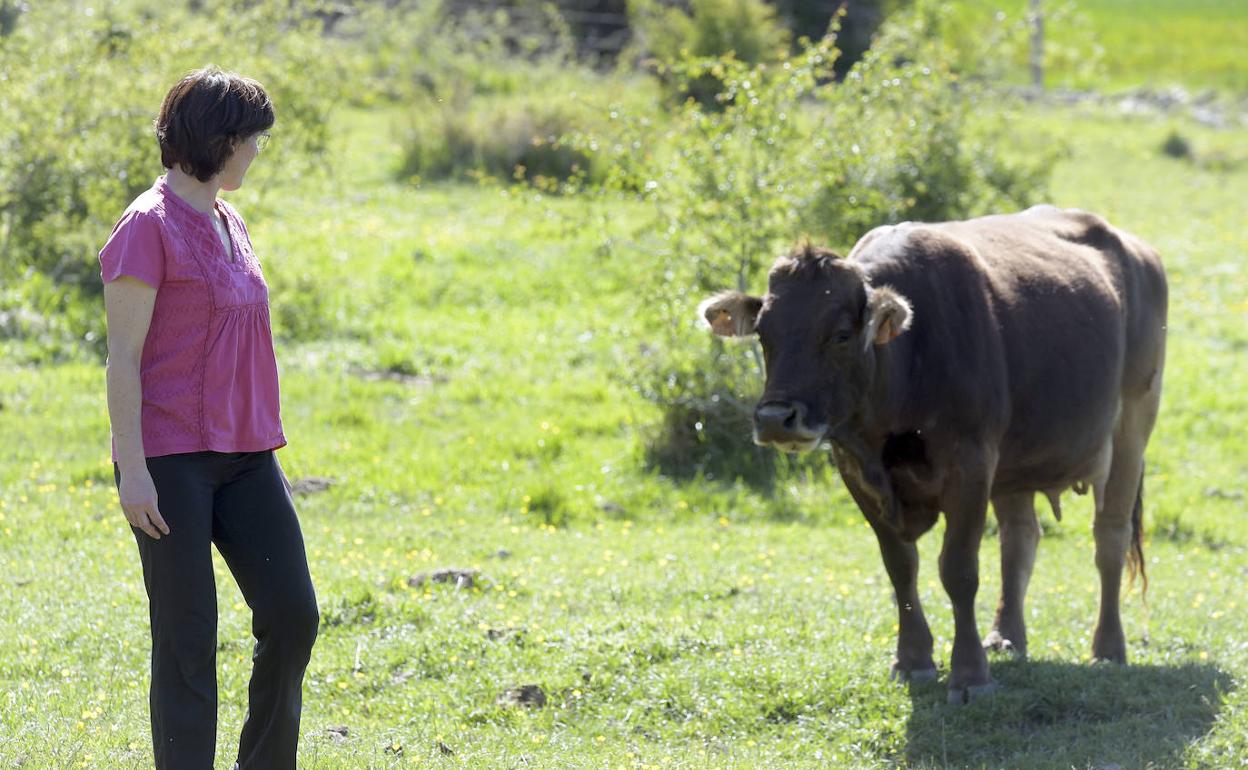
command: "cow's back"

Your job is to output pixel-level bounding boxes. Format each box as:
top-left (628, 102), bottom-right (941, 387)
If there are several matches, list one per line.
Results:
top-left (849, 206), bottom-right (1167, 493)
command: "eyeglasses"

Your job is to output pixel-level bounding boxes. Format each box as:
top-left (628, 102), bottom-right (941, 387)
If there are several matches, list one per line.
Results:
top-left (255, 132), bottom-right (271, 152)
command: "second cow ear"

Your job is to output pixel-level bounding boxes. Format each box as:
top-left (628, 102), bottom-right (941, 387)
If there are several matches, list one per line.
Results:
top-left (865, 286), bottom-right (913, 347)
top-left (698, 291), bottom-right (763, 337)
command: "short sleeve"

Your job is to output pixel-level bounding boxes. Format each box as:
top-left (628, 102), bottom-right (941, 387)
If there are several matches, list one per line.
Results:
top-left (99, 209), bottom-right (166, 288)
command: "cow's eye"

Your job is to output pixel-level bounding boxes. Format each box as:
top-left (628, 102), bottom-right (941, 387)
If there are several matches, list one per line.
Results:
top-left (832, 330), bottom-right (853, 345)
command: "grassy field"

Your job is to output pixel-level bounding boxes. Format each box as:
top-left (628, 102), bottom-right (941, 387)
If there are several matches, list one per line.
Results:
top-left (2, 95), bottom-right (1247, 768)
top-left (1084, 0), bottom-right (1248, 91)
top-left (952, 0), bottom-right (1248, 91)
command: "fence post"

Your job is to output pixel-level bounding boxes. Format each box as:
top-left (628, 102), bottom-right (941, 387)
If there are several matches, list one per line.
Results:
top-left (1029, 0), bottom-right (1044, 90)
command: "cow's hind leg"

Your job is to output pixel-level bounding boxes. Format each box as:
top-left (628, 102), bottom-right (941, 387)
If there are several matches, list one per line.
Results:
top-left (983, 493), bottom-right (1040, 658)
top-left (1091, 394), bottom-right (1159, 663)
top-left (866, 516), bottom-right (937, 683)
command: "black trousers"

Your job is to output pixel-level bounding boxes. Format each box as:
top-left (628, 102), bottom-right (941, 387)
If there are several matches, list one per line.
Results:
top-left (117, 451), bottom-right (319, 770)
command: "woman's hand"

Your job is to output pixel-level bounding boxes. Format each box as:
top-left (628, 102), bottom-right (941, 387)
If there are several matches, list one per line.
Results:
top-left (118, 466), bottom-right (170, 540)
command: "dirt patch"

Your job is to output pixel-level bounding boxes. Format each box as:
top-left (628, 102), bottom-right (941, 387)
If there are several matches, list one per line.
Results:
top-left (326, 726), bottom-right (349, 743)
top-left (485, 625), bottom-right (526, 643)
top-left (496, 684), bottom-right (546, 709)
top-left (291, 476), bottom-right (334, 496)
top-left (407, 567), bottom-right (481, 590)
top-left (350, 366), bottom-right (440, 387)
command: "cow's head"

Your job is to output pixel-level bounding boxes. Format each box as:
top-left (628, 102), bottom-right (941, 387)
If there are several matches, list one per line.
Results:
top-left (699, 246), bottom-right (912, 452)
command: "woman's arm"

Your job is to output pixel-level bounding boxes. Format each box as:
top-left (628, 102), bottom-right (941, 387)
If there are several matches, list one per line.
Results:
top-left (104, 277), bottom-right (170, 540)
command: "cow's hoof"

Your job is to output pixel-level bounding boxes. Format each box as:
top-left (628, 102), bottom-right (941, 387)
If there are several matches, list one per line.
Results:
top-left (889, 663), bottom-right (938, 684)
top-left (982, 631), bottom-right (1026, 659)
top-left (1091, 628), bottom-right (1127, 664)
top-left (946, 679), bottom-right (998, 705)
top-left (1091, 643), bottom-right (1127, 665)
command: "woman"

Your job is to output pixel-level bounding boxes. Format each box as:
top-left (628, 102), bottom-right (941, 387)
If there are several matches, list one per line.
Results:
top-left (100, 67), bottom-right (318, 770)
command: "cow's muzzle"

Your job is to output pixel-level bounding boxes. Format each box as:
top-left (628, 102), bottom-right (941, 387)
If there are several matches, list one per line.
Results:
top-left (753, 400), bottom-right (826, 453)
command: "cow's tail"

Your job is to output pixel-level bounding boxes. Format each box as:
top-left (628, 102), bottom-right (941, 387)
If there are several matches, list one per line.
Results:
top-left (1126, 470), bottom-right (1148, 597)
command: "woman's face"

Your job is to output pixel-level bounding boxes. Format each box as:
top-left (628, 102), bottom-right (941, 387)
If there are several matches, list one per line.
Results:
top-left (216, 132), bottom-right (264, 191)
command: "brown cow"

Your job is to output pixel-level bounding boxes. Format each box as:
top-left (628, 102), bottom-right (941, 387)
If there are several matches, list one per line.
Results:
top-left (700, 205), bottom-right (1167, 703)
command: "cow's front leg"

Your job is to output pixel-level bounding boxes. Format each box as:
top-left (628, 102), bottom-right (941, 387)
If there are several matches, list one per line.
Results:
top-left (939, 462), bottom-right (996, 704)
top-left (984, 492), bottom-right (1040, 658)
top-left (866, 515), bottom-right (936, 683)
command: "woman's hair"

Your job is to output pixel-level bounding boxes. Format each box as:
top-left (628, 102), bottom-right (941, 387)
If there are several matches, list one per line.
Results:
top-left (155, 66), bottom-right (275, 183)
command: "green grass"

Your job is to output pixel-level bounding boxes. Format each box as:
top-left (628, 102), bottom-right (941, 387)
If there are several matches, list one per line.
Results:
top-left (3, 103), bottom-right (1248, 769)
top-left (950, 0), bottom-right (1248, 91)
top-left (1084, 0), bottom-right (1248, 91)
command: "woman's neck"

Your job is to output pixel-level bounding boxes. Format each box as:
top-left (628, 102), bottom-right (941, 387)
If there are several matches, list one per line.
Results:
top-left (164, 167), bottom-right (220, 214)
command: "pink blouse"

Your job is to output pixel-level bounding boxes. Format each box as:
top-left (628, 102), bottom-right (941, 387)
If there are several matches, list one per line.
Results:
top-left (99, 176), bottom-right (286, 460)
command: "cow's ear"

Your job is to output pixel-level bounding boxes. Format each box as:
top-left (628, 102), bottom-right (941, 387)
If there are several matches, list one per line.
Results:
top-left (865, 286), bottom-right (912, 347)
top-left (698, 291), bottom-right (763, 337)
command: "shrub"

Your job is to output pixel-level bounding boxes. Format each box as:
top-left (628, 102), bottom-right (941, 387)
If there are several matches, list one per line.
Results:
top-left (1161, 131), bottom-right (1194, 160)
top-left (633, 336), bottom-right (795, 488)
top-left (334, 0), bottom-right (575, 106)
top-left (0, 0), bottom-right (342, 362)
top-left (398, 94), bottom-right (603, 188)
top-left (774, 0), bottom-right (911, 76)
top-left (0, 273), bottom-right (106, 364)
top-left (799, 5), bottom-right (1058, 243)
top-left (627, 0), bottom-right (790, 107)
top-left (373, 2), bottom-right (637, 188)
top-left (629, 0), bottom-right (789, 65)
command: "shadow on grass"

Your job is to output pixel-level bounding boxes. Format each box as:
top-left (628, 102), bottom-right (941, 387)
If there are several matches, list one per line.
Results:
top-left (643, 394), bottom-right (780, 492)
top-left (643, 395), bottom-right (837, 499)
top-left (901, 659), bottom-right (1233, 769)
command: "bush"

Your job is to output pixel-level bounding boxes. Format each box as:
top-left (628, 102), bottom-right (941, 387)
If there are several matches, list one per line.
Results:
top-left (0, 0), bottom-right (343, 362)
top-left (770, 0), bottom-right (910, 78)
top-left (633, 335), bottom-right (816, 489)
top-left (629, 0), bottom-right (789, 65)
top-left (371, 1), bottom-right (638, 188)
top-left (627, 0), bottom-right (790, 107)
top-left (596, 1), bottom-right (1055, 486)
top-left (334, 0), bottom-right (576, 106)
top-left (1161, 131), bottom-right (1194, 160)
top-left (800, 5), bottom-right (1058, 243)
top-left (0, 273), bottom-right (107, 364)
top-left (398, 94), bottom-right (603, 188)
